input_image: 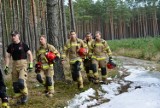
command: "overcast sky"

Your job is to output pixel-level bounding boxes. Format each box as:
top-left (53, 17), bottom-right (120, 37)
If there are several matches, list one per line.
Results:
top-left (64, 0), bottom-right (98, 5)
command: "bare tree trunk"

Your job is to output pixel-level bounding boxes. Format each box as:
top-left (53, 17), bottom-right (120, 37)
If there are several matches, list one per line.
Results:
top-left (2, 0), bottom-right (9, 45)
top-left (119, 19), bottom-right (123, 39)
top-left (61, 0), bottom-right (67, 43)
top-left (16, 0), bottom-right (21, 32)
top-left (152, 10), bottom-right (159, 36)
top-left (39, 0), bottom-right (45, 34)
top-left (109, 12), bottom-right (114, 40)
top-left (47, 0), bottom-right (65, 81)
top-left (39, 0), bottom-right (42, 34)
top-left (22, 0), bottom-right (28, 43)
top-left (31, 0), bottom-right (38, 50)
top-left (58, 0), bottom-right (64, 46)
top-left (0, 0), bottom-right (5, 58)
top-left (68, 0), bottom-right (75, 31)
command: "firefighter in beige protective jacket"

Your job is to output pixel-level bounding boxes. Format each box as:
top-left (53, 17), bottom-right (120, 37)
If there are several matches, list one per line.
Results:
top-left (61, 30), bottom-right (87, 89)
top-left (36, 35), bottom-right (60, 97)
top-left (90, 31), bottom-right (113, 84)
top-left (83, 32), bottom-right (94, 82)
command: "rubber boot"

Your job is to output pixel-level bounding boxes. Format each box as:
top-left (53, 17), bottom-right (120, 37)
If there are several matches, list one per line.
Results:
top-left (46, 86), bottom-right (54, 97)
top-left (87, 70), bottom-right (94, 82)
top-left (77, 76), bottom-right (84, 89)
top-left (2, 102), bottom-right (10, 108)
top-left (102, 77), bottom-right (107, 84)
top-left (93, 72), bottom-right (99, 84)
top-left (20, 95), bottom-right (28, 104)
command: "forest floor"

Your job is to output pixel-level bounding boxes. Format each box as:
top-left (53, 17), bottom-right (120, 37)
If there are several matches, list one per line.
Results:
top-left (2, 60), bottom-right (119, 108)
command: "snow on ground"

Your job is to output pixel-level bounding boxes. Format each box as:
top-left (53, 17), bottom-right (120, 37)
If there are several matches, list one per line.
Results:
top-left (66, 60), bottom-right (160, 108)
top-left (97, 66), bottom-right (160, 108)
top-left (97, 86), bottom-right (160, 108)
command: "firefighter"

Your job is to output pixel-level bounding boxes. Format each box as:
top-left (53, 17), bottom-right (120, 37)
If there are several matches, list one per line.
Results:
top-left (90, 31), bottom-right (114, 84)
top-left (83, 32), bottom-right (94, 82)
top-left (61, 30), bottom-right (86, 89)
top-left (4, 30), bottom-right (33, 104)
top-left (36, 35), bottom-right (60, 97)
top-left (0, 69), bottom-right (9, 108)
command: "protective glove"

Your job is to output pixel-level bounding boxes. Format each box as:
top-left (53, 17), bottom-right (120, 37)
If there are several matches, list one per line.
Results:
top-left (28, 62), bottom-right (33, 72)
top-left (54, 56), bottom-right (59, 61)
top-left (108, 57), bottom-right (116, 67)
top-left (4, 66), bottom-right (9, 75)
top-left (109, 57), bottom-right (113, 63)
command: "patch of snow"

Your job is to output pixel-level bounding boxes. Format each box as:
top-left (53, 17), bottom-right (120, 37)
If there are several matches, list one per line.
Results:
top-left (66, 88), bottom-right (97, 108)
top-left (97, 86), bottom-right (160, 108)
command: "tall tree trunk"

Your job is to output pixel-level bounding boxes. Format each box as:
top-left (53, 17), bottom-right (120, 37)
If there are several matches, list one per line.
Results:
top-left (109, 11), bottom-right (114, 40)
top-left (119, 19), bottom-right (123, 39)
top-left (31, 0), bottom-right (38, 50)
top-left (2, 0), bottom-right (9, 45)
top-left (61, 0), bottom-right (67, 43)
top-left (0, 0), bottom-right (4, 58)
top-left (68, 0), bottom-right (75, 31)
top-left (47, 0), bottom-right (65, 81)
top-left (152, 10), bottom-right (159, 36)
top-left (22, 0), bottom-right (28, 43)
top-left (39, 0), bottom-right (42, 34)
top-left (58, 0), bottom-right (64, 46)
top-left (16, 0), bottom-right (21, 32)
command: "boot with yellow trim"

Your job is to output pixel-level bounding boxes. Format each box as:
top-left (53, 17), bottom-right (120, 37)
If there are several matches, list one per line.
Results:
top-left (92, 73), bottom-right (99, 84)
top-left (1, 96), bottom-right (10, 108)
top-left (20, 95), bottom-right (28, 104)
top-left (87, 70), bottom-right (94, 82)
top-left (45, 86), bottom-right (54, 98)
top-left (2, 102), bottom-right (10, 108)
top-left (77, 76), bottom-right (84, 90)
top-left (101, 76), bottom-right (108, 84)
top-left (17, 88), bottom-right (28, 104)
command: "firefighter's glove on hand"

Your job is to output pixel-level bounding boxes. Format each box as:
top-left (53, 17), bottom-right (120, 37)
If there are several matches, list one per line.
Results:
top-left (28, 62), bottom-right (33, 72)
top-left (109, 57), bottom-right (116, 67)
top-left (54, 56), bottom-right (59, 61)
top-left (109, 57), bottom-right (113, 63)
top-left (4, 66), bottom-right (9, 75)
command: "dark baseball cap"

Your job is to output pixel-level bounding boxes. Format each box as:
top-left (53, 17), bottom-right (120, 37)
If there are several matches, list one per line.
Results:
top-left (11, 30), bottom-right (19, 35)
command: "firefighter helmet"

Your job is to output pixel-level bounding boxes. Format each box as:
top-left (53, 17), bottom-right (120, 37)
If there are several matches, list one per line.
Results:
top-left (107, 62), bottom-right (116, 69)
top-left (45, 51), bottom-right (56, 62)
top-left (78, 47), bottom-right (87, 57)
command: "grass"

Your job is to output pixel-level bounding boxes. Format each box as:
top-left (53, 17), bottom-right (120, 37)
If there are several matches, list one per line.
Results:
top-left (108, 36), bottom-right (160, 60)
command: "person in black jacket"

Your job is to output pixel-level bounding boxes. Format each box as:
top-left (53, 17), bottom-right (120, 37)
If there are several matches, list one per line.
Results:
top-left (4, 30), bottom-right (33, 104)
